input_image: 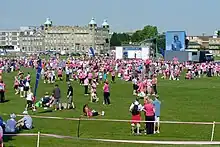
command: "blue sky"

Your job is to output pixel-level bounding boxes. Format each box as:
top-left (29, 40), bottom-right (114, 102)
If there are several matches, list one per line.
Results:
top-left (0, 0), bottom-right (219, 35)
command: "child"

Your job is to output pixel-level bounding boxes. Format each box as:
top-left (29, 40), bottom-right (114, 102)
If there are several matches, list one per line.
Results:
top-left (14, 76), bottom-right (19, 95)
top-left (90, 82), bottom-right (99, 102)
top-left (132, 77), bottom-right (138, 95)
top-left (25, 90), bottom-right (36, 112)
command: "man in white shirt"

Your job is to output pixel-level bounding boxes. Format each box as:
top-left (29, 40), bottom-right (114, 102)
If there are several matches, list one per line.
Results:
top-left (129, 99), bottom-right (143, 134)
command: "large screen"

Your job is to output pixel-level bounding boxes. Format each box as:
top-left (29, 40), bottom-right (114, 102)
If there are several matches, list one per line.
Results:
top-left (166, 31), bottom-right (186, 51)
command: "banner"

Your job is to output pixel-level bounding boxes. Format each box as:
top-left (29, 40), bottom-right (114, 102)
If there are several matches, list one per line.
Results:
top-left (33, 59), bottom-right (42, 98)
top-left (89, 47), bottom-right (95, 57)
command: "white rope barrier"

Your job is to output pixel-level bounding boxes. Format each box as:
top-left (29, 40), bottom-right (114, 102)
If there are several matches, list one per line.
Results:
top-left (4, 133), bottom-right (220, 145)
top-left (13, 114), bottom-right (215, 125)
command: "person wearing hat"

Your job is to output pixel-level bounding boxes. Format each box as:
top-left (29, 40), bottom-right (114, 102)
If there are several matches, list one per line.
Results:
top-left (129, 98), bottom-right (143, 135)
top-left (66, 82), bottom-right (74, 109)
top-left (153, 95), bottom-right (161, 134)
top-left (16, 111), bottom-right (33, 130)
top-left (5, 113), bottom-right (17, 133)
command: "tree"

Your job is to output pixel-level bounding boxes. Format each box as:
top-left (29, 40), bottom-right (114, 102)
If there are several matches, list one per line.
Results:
top-left (218, 31), bottom-right (220, 37)
top-left (156, 34), bottom-right (165, 51)
top-left (110, 33), bottom-right (121, 46)
top-left (131, 25), bottom-right (158, 43)
top-left (131, 30), bottom-right (142, 42)
top-left (117, 33), bottom-right (131, 44)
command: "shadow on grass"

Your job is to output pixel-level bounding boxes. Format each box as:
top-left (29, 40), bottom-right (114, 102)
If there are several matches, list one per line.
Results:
top-left (0, 100), bottom-right (10, 103)
top-left (38, 109), bottom-right (53, 114)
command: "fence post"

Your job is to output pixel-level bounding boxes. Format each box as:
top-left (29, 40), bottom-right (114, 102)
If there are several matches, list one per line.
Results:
top-left (77, 117), bottom-right (81, 138)
top-left (37, 131), bottom-right (40, 147)
top-left (211, 121), bottom-right (215, 142)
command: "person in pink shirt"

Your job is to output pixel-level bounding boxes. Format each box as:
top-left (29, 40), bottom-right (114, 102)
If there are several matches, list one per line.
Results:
top-left (103, 81), bottom-right (110, 105)
top-left (143, 98), bottom-right (155, 135)
top-left (83, 104), bottom-right (104, 118)
top-left (88, 72), bottom-right (93, 84)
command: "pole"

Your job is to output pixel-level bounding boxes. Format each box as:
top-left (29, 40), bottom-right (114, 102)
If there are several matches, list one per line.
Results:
top-left (155, 38), bottom-right (158, 59)
top-left (211, 121), bottom-right (215, 141)
top-left (92, 26), bottom-right (95, 54)
top-left (37, 131), bottom-right (40, 147)
top-left (77, 117), bottom-right (81, 138)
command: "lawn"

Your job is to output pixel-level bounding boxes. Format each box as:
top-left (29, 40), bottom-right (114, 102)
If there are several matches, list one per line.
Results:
top-left (1, 68), bottom-right (220, 146)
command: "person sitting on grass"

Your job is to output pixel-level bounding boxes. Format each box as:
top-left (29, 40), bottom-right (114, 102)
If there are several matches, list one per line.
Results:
top-left (16, 111), bottom-right (33, 130)
top-left (5, 113), bottom-right (17, 133)
top-left (83, 104), bottom-right (104, 118)
top-left (35, 92), bottom-right (54, 109)
top-left (0, 125), bottom-right (3, 147)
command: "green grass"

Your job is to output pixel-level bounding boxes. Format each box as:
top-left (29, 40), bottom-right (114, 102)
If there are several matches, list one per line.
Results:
top-left (1, 68), bottom-right (220, 146)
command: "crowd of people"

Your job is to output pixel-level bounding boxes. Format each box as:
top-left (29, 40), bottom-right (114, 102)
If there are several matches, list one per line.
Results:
top-left (0, 54), bottom-right (218, 145)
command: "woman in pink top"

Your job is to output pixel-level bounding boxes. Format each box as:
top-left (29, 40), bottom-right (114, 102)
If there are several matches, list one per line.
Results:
top-left (88, 72), bottom-right (93, 84)
top-left (143, 98), bottom-right (155, 134)
top-left (83, 104), bottom-right (104, 118)
top-left (103, 81), bottom-right (110, 105)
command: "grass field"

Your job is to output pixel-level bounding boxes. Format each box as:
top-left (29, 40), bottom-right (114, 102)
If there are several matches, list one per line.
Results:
top-left (1, 68), bottom-right (220, 147)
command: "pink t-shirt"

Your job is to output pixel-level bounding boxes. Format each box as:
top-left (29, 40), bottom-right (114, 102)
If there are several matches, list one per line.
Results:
top-left (87, 109), bottom-right (93, 117)
top-left (103, 83), bottom-right (109, 93)
top-left (144, 103), bottom-right (155, 116)
top-left (88, 73), bottom-right (93, 79)
top-left (84, 78), bottom-right (89, 85)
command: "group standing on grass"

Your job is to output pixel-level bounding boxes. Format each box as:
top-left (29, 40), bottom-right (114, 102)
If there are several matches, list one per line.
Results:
top-left (0, 54), bottom-right (219, 140)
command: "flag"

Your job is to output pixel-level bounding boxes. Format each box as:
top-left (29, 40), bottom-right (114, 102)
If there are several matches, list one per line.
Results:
top-left (33, 59), bottom-right (42, 100)
top-left (89, 47), bottom-right (95, 57)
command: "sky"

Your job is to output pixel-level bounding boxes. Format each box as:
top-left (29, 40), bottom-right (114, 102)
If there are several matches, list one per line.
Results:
top-left (0, 0), bottom-right (220, 36)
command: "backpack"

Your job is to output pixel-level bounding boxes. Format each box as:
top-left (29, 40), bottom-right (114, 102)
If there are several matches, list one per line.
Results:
top-left (132, 104), bottom-right (140, 115)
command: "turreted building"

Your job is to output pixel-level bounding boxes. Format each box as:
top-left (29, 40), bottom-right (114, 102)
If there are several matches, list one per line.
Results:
top-left (19, 18), bottom-right (110, 54)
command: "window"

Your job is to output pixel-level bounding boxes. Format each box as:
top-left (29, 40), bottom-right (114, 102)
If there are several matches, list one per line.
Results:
top-left (12, 37), bottom-right (17, 40)
top-left (1, 32), bottom-right (6, 35)
top-left (12, 42), bottom-right (17, 45)
top-left (0, 37), bottom-right (6, 40)
top-left (12, 32), bottom-right (17, 36)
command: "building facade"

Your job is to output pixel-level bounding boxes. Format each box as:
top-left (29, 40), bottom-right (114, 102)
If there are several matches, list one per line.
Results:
top-left (0, 29), bottom-right (20, 50)
top-left (19, 27), bottom-right (45, 53)
top-left (42, 18), bottom-right (110, 54)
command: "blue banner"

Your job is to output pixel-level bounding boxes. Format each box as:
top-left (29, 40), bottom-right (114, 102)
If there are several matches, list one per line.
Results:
top-left (33, 59), bottom-right (42, 97)
top-left (160, 48), bottom-right (165, 57)
top-left (89, 47), bottom-right (95, 57)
